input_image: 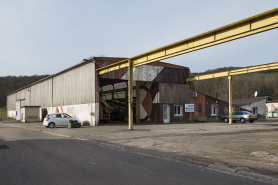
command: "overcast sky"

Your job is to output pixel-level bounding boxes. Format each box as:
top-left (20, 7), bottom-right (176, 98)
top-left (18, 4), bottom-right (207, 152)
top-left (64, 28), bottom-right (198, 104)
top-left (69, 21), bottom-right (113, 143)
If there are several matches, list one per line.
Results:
top-left (1, 0), bottom-right (278, 76)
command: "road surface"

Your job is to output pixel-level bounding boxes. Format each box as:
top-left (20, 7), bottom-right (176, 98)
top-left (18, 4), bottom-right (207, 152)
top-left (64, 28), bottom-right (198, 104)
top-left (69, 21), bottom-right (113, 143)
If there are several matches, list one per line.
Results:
top-left (0, 124), bottom-right (270, 185)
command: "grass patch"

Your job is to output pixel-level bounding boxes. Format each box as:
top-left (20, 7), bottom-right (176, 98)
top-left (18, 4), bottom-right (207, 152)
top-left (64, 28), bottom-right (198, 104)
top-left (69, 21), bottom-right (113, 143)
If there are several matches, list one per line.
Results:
top-left (275, 144), bottom-right (278, 148)
top-left (0, 107), bottom-right (7, 117)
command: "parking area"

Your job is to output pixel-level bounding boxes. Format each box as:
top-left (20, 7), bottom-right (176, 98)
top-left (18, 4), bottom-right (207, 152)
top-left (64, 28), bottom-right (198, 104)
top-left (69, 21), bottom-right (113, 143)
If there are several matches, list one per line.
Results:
top-left (1, 117), bottom-right (278, 181)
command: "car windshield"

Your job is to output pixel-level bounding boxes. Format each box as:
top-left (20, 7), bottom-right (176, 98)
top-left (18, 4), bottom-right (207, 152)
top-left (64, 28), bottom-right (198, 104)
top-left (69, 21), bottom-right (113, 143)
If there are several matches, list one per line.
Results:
top-left (242, 111), bottom-right (251, 115)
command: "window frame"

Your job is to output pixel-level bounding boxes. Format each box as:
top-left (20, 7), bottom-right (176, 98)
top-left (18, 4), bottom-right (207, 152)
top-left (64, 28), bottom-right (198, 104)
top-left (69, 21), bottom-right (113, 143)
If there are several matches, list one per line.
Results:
top-left (211, 105), bottom-right (218, 116)
top-left (174, 105), bottom-right (183, 116)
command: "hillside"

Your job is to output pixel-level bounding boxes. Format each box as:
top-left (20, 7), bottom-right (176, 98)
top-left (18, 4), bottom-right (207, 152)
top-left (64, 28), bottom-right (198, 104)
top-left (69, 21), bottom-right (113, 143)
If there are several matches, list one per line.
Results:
top-left (192, 67), bottom-right (278, 101)
top-left (0, 75), bottom-right (50, 107)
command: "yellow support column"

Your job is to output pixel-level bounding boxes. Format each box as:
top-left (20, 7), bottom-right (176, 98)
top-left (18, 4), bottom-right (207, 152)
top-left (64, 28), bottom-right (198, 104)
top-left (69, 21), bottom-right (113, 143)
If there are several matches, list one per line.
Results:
top-left (128, 59), bottom-right (133, 130)
top-left (228, 75), bottom-right (232, 124)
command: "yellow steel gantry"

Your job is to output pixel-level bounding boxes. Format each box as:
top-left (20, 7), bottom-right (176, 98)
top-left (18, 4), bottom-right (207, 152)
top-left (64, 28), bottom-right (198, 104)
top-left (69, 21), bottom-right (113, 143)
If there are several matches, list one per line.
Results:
top-left (97, 8), bottom-right (278, 75)
top-left (186, 62), bottom-right (278, 82)
top-left (96, 8), bottom-right (278, 129)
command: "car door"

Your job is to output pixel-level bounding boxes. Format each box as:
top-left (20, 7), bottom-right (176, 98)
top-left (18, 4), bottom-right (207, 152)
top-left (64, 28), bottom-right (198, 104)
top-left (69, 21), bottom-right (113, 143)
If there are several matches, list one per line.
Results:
top-left (61, 113), bottom-right (70, 126)
top-left (238, 111), bottom-right (244, 120)
top-left (234, 112), bottom-right (240, 121)
top-left (232, 112), bottom-right (237, 121)
top-left (52, 114), bottom-right (61, 125)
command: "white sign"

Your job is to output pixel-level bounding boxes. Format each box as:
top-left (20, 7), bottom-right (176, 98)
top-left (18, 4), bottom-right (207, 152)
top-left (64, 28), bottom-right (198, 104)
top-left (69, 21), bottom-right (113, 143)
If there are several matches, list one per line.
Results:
top-left (185, 104), bottom-right (194, 112)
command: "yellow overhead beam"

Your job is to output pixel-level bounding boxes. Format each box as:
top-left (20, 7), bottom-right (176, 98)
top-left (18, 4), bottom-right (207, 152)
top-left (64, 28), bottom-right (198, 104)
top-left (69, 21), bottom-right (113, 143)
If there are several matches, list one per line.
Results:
top-left (186, 62), bottom-right (278, 82)
top-left (97, 8), bottom-right (278, 75)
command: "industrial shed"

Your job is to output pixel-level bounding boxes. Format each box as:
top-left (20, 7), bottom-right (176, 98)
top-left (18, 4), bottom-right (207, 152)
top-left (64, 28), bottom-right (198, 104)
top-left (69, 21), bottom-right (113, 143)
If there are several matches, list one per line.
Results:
top-left (7, 57), bottom-right (191, 126)
top-left (7, 61), bottom-right (96, 125)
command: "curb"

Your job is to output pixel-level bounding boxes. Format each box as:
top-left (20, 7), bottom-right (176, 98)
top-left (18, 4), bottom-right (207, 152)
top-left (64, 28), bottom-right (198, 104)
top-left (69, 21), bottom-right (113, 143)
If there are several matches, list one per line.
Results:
top-left (207, 164), bottom-right (237, 173)
top-left (236, 171), bottom-right (275, 182)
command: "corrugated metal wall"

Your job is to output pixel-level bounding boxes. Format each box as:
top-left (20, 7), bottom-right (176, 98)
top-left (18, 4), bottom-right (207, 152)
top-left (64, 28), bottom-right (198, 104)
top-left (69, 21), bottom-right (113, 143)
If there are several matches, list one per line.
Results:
top-left (7, 93), bottom-right (16, 110)
top-left (31, 78), bottom-right (52, 107)
top-left (53, 62), bottom-right (95, 106)
top-left (7, 62), bottom-right (95, 111)
top-left (159, 83), bottom-right (189, 103)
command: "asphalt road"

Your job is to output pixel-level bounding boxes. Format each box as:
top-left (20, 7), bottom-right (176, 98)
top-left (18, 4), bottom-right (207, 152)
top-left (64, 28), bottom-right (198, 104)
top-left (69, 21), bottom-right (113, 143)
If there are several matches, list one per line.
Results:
top-left (0, 125), bottom-right (270, 185)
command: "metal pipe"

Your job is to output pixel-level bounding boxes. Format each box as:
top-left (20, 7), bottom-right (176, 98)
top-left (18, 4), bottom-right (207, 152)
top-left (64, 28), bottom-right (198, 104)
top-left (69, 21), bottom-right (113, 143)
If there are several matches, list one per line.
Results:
top-left (228, 75), bottom-right (232, 124)
top-left (128, 59), bottom-right (133, 130)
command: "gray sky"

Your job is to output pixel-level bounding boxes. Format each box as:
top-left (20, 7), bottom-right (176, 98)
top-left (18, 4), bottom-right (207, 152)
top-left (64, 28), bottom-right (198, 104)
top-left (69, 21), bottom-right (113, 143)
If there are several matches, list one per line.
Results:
top-left (1, 0), bottom-right (278, 76)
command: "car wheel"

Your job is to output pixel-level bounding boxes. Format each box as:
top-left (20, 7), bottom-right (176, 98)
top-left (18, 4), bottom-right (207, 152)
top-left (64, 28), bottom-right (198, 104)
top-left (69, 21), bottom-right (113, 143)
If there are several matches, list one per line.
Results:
top-left (249, 121), bottom-right (254, 123)
top-left (233, 121), bottom-right (236, 123)
top-left (240, 118), bottom-right (245, 123)
top-left (48, 122), bottom-right (55, 129)
top-left (224, 118), bottom-right (228, 123)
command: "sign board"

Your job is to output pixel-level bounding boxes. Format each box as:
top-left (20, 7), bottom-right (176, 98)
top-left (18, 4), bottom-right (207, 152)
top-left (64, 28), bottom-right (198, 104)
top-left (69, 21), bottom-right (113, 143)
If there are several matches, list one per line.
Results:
top-left (185, 104), bottom-right (194, 112)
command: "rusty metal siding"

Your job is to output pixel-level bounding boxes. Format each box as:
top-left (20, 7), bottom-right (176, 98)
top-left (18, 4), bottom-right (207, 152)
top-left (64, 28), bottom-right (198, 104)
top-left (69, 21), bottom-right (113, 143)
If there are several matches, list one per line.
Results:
top-left (31, 78), bottom-right (52, 107)
top-left (190, 90), bottom-right (206, 121)
top-left (96, 57), bottom-right (128, 79)
top-left (159, 83), bottom-right (190, 104)
top-left (53, 62), bottom-right (95, 106)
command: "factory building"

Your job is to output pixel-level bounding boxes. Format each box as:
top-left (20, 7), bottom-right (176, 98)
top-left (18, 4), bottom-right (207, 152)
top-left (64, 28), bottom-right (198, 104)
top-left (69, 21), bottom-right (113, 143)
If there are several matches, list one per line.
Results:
top-left (7, 57), bottom-right (191, 126)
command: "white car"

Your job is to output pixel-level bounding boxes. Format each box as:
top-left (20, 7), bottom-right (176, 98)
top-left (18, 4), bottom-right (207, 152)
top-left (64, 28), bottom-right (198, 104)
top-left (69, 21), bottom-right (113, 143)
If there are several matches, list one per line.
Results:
top-left (43, 113), bottom-right (80, 128)
top-left (222, 111), bottom-right (257, 123)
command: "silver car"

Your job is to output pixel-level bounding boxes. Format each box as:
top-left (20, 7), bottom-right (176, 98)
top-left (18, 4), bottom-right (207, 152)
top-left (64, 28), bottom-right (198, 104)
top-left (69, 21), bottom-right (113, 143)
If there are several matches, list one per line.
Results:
top-left (222, 111), bottom-right (257, 123)
top-left (43, 113), bottom-right (80, 128)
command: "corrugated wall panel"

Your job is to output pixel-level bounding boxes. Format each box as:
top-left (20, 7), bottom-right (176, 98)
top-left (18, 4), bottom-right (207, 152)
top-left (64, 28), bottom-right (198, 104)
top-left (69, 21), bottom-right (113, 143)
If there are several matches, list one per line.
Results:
top-left (159, 83), bottom-right (189, 103)
top-left (17, 88), bottom-right (30, 105)
top-left (53, 62), bottom-right (95, 106)
top-left (7, 93), bottom-right (16, 110)
top-left (7, 88), bottom-right (30, 110)
top-left (31, 78), bottom-right (52, 107)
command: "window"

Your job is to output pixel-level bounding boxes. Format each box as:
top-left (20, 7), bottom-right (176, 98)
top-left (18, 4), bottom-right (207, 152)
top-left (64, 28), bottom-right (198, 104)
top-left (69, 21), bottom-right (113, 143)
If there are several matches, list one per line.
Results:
top-left (174, 105), bottom-right (183, 116)
top-left (211, 105), bottom-right (218, 116)
top-left (53, 114), bottom-right (61, 118)
top-left (252, 107), bottom-right (258, 115)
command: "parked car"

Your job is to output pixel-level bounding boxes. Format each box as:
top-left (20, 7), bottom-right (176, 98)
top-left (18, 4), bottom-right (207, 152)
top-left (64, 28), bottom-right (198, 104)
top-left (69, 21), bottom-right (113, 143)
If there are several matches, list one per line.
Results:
top-left (43, 113), bottom-right (80, 128)
top-left (222, 111), bottom-right (257, 123)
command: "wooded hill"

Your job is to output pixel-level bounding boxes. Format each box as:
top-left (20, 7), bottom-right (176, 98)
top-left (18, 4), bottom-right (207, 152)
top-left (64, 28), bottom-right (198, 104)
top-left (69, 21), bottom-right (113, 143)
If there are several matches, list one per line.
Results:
top-left (0, 75), bottom-right (50, 107)
top-left (192, 67), bottom-right (278, 101)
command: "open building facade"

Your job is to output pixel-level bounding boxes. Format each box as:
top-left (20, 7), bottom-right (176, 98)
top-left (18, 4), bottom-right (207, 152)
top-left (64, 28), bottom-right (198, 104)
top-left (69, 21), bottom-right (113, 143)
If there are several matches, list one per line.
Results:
top-left (7, 57), bottom-right (192, 125)
top-left (7, 57), bottom-right (265, 125)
